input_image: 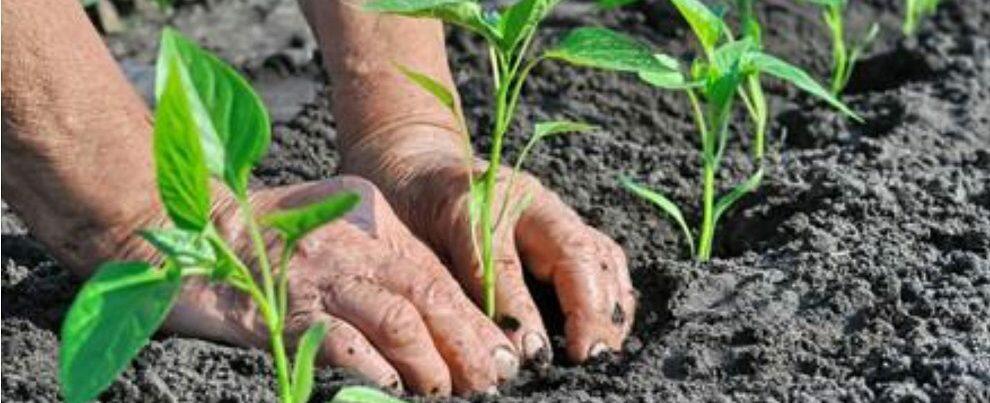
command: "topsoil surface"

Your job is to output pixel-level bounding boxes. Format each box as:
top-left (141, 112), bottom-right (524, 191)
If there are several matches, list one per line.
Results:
top-left (3, 0), bottom-right (989, 401)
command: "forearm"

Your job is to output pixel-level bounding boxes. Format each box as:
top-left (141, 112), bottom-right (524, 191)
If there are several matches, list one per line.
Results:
top-left (1, 0), bottom-right (160, 276)
top-left (299, 0), bottom-right (475, 244)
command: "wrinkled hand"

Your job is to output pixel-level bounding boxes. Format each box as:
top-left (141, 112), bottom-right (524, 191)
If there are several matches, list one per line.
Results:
top-left (158, 176), bottom-right (518, 396)
top-left (341, 124), bottom-right (637, 365)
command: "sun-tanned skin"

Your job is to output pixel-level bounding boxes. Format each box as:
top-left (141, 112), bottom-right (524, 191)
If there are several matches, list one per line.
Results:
top-left (2, 0), bottom-right (636, 397)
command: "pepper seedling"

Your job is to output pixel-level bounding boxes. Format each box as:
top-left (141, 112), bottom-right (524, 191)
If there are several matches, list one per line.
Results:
top-left (620, 0), bottom-right (860, 261)
top-left (365, 0), bottom-right (679, 318)
top-left (903, 0), bottom-right (941, 35)
top-left (802, 0), bottom-right (879, 95)
top-left (59, 29), bottom-right (363, 403)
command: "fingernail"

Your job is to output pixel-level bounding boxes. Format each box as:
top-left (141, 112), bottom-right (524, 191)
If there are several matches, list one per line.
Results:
top-left (492, 346), bottom-right (519, 381)
top-left (522, 332), bottom-right (551, 366)
top-left (587, 341), bottom-right (609, 359)
top-left (381, 374), bottom-right (403, 393)
top-left (484, 385), bottom-right (499, 396)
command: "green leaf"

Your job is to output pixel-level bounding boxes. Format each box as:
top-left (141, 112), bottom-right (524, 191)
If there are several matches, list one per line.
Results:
top-left (153, 64), bottom-right (212, 231)
top-left (60, 262), bottom-right (181, 403)
top-left (207, 237), bottom-right (238, 281)
top-left (364, 0), bottom-right (498, 41)
top-left (746, 52), bottom-right (861, 120)
top-left (637, 54), bottom-right (693, 89)
top-left (668, 0), bottom-right (725, 55)
top-left (139, 228), bottom-right (215, 267)
top-left (499, 0), bottom-right (558, 52)
top-left (596, 0), bottom-right (641, 9)
top-left (533, 120), bottom-right (597, 139)
top-left (544, 27), bottom-right (678, 75)
top-left (330, 386), bottom-right (408, 403)
top-left (619, 177), bottom-right (695, 256)
top-left (395, 64), bottom-right (456, 113)
top-left (713, 168), bottom-right (763, 223)
top-left (156, 28), bottom-right (271, 196)
top-left (291, 322), bottom-right (328, 403)
top-left (712, 38), bottom-right (754, 73)
top-left (261, 192), bottom-right (361, 244)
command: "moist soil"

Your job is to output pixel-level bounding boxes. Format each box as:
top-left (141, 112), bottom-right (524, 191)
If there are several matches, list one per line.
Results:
top-left (3, 0), bottom-right (990, 401)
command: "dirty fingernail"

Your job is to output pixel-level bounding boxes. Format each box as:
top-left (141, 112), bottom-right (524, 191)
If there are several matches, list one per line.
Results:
top-left (587, 341), bottom-right (609, 359)
top-left (380, 374), bottom-right (403, 393)
top-left (493, 346), bottom-right (519, 381)
top-left (523, 332), bottom-right (551, 366)
top-left (484, 385), bottom-right (499, 396)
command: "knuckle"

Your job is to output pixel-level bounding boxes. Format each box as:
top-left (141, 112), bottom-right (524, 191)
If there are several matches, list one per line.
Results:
top-left (417, 273), bottom-right (459, 307)
top-left (378, 299), bottom-right (422, 347)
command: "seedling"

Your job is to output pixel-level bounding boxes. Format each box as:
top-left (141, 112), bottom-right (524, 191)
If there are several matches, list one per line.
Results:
top-left (903, 0), bottom-right (941, 35)
top-left (803, 0), bottom-right (879, 94)
top-left (59, 29), bottom-right (361, 403)
top-left (620, 0), bottom-right (860, 261)
top-left (365, 0), bottom-right (680, 317)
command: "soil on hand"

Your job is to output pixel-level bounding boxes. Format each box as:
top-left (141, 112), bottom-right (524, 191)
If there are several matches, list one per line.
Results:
top-left (3, 0), bottom-right (989, 401)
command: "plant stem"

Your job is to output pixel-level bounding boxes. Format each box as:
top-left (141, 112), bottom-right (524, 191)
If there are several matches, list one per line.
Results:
top-left (826, 5), bottom-right (847, 95)
top-left (697, 159), bottom-right (716, 261)
top-left (235, 198), bottom-right (292, 402)
top-left (480, 55), bottom-right (513, 318)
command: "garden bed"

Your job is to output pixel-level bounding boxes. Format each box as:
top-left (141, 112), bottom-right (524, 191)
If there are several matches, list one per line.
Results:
top-left (3, 0), bottom-right (989, 401)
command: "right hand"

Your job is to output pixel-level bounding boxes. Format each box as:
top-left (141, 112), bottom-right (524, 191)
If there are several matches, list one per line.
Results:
top-left (155, 176), bottom-right (519, 396)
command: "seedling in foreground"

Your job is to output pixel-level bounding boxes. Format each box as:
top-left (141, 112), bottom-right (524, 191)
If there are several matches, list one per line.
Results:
top-left (621, 0), bottom-right (860, 261)
top-left (365, 0), bottom-right (681, 317)
top-left (803, 0), bottom-right (879, 95)
top-left (59, 29), bottom-right (361, 403)
top-left (903, 0), bottom-right (941, 35)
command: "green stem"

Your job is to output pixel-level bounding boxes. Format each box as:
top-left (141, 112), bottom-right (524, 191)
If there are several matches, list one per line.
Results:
top-left (480, 55), bottom-right (513, 318)
top-left (826, 5), bottom-right (848, 95)
top-left (697, 160), bottom-right (716, 261)
top-left (234, 198), bottom-right (291, 402)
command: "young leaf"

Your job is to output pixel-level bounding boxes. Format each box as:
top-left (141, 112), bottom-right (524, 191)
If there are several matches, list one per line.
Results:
top-left (499, 0), bottom-right (558, 52)
top-left (139, 228), bottom-right (215, 267)
top-left (544, 27), bottom-right (677, 75)
top-left (668, 0), bottom-right (725, 55)
top-left (745, 52), bottom-right (861, 121)
top-left (619, 177), bottom-right (695, 255)
top-left (364, 0), bottom-right (498, 41)
top-left (637, 54), bottom-right (693, 89)
top-left (291, 322), bottom-right (328, 403)
top-left (330, 386), bottom-right (408, 403)
top-left (533, 120), bottom-right (597, 139)
top-left (261, 192), bottom-right (361, 244)
top-left (60, 262), bottom-right (182, 403)
top-left (153, 65), bottom-right (212, 231)
top-left (156, 28), bottom-right (271, 196)
top-left (395, 64), bottom-right (456, 113)
top-left (713, 167), bottom-right (763, 223)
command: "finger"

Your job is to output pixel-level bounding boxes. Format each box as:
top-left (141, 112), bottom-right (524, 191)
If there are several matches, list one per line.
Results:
top-left (447, 213), bottom-right (552, 367)
top-left (285, 311), bottom-right (402, 391)
top-left (376, 260), bottom-right (516, 394)
top-left (322, 275), bottom-right (452, 396)
top-left (516, 189), bottom-right (637, 363)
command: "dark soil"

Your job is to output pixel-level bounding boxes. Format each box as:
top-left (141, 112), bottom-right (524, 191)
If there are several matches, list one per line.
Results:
top-left (4, 0), bottom-right (990, 401)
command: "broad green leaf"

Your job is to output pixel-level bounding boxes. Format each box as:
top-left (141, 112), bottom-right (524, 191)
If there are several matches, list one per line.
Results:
top-left (637, 54), bottom-right (692, 89)
top-left (713, 167), bottom-right (763, 223)
top-left (139, 228), bottom-right (215, 267)
top-left (156, 28), bottom-right (271, 196)
top-left (395, 64), bottom-right (456, 113)
top-left (711, 38), bottom-right (754, 73)
top-left (364, 0), bottom-right (498, 41)
top-left (499, 0), bottom-right (558, 52)
top-left (60, 262), bottom-right (181, 403)
top-left (533, 120), bottom-right (597, 139)
top-left (291, 322), bottom-right (328, 403)
top-left (330, 386), bottom-right (408, 403)
top-left (153, 65), bottom-right (212, 231)
top-left (544, 27), bottom-right (678, 75)
top-left (668, 0), bottom-right (725, 55)
top-left (261, 192), bottom-right (361, 244)
top-left (746, 52), bottom-right (861, 120)
top-left (620, 177), bottom-right (695, 255)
